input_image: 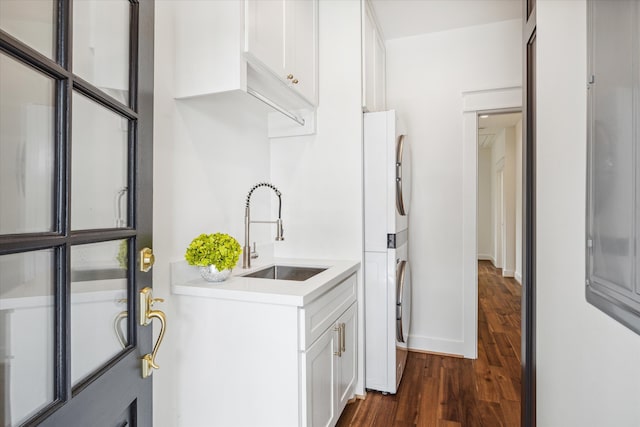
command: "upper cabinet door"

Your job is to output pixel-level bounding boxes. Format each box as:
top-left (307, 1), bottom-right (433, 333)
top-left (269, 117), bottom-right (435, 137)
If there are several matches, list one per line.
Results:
top-left (373, 28), bottom-right (386, 111)
top-left (245, 0), bottom-right (286, 79)
top-left (245, 0), bottom-right (317, 105)
top-left (286, 0), bottom-right (318, 104)
top-left (362, 0), bottom-right (386, 112)
top-left (363, 6), bottom-right (376, 111)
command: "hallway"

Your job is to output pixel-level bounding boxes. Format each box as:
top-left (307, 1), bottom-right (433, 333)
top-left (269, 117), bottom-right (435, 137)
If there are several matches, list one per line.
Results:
top-left (337, 261), bottom-right (521, 426)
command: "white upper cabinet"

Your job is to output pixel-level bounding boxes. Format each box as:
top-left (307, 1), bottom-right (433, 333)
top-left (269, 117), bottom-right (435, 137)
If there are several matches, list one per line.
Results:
top-left (287, 0), bottom-right (318, 104)
top-left (174, 0), bottom-right (318, 136)
top-left (244, 0), bottom-right (318, 105)
top-left (362, 0), bottom-right (386, 112)
top-left (363, 5), bottom-right (376, 110)
top-left (244, 0), bottom-right (287, 79)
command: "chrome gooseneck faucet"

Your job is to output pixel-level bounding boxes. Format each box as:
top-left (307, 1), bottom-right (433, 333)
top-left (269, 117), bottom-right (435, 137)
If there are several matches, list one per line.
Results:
top-left (243, 182), bottom-right (284, 269)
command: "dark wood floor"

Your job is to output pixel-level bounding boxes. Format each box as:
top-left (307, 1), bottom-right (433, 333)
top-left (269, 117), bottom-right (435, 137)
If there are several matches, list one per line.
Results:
top-left (337, 261), bottom-right (521, 427)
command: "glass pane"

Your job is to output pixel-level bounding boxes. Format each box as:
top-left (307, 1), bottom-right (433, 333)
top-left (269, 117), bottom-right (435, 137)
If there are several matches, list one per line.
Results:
top-left (527, 0), bottom-right (536, 18)
top-left (73, 0), bottom-right (130, 104)
top-left (71, 92), bottom-right (129, 230)
top-left (70, 240), bottom-right (128, 386)
top-left (0, 250), bottom-right (55, 426)
top-left (0, 53), bottom-right (55, 235)
top-left (0, 0), bottom-right (55, 59)
top-left (591, 0), bottom-right (635, 290)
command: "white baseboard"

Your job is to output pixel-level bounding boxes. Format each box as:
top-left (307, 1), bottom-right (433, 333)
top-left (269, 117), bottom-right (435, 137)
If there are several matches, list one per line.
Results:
top-left (478, 254), bottom-right (496, 265)
top-left (515, 271), bottom-right (522, 284)
top-left (408, 334), bottom-right (465, 358)
top-left (502, 269), bottom-right (515, 278)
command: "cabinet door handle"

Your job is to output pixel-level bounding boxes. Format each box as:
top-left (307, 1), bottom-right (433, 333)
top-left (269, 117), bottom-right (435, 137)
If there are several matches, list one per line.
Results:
top-left (287, 74), bottom-right (294, 80)
top-left (340, 323), bottom-right (346, 353)
top-left (292, 79), bottom-right (299, 85)
top-left (334, 324), bottom-right (342, 357)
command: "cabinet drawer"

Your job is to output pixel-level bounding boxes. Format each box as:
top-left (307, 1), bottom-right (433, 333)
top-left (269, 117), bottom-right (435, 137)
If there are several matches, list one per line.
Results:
top-left (299, 273), bottom-right (356, 351)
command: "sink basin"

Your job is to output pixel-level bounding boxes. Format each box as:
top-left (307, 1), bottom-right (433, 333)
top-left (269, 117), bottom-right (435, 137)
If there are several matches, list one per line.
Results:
top-left (242, 265), bottom-right (327, 281)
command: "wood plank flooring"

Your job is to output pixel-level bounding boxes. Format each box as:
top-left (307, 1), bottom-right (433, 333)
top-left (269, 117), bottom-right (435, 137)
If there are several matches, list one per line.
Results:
top-left (337, 261), bottom-right (521, 427)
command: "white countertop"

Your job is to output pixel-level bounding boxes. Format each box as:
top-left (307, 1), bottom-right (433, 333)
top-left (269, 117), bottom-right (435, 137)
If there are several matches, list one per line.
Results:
top-left (170, 257), bottom-right (360, 307)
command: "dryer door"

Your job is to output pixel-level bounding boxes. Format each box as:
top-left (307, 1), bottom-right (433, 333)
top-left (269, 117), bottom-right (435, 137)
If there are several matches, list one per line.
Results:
top-left (395, 134), bottom-right (412, 216)
top-left (396, 259), bottom-right (412, 343)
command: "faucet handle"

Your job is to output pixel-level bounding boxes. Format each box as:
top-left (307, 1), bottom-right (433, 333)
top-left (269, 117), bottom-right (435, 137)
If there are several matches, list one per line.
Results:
top-left (251, 242), bottom-right (259, 259)
top-left (276, 219), bottom-right (284, 241)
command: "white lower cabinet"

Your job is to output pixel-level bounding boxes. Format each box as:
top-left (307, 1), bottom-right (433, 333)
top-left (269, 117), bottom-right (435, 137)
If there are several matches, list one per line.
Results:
top-left (172, 271), bottom-right (357, 427)
top-left (304, 324), bottom-right (336, 427)
top-left (336, 303), bottom-right (357, 413)
top-left (302, 302), bottom-right (357, 427)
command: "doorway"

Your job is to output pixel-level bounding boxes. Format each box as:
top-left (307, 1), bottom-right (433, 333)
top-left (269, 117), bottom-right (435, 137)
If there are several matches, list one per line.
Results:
top-left (477, 111), bottom-right (522, 280)
top-left (461, 86), bottom-right (521, 361)
top-left (476, 110), bottom-right (524, 419)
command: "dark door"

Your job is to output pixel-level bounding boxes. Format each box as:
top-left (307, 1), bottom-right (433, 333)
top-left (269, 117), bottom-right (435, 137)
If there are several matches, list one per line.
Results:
top-left (0, 0), bottom-right (156, 425)
top-left (522, 0), bottom-right (536, 425)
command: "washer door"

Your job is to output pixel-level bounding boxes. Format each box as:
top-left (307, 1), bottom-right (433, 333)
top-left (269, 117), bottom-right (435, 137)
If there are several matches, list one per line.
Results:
top-left (396, 259), bottom-right (412, 343)
top-left (395, 134), bottom-right (412, 216)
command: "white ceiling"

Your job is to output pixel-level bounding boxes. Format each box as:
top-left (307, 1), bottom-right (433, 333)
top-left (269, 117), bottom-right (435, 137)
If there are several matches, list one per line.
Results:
top-left (370, 0), bottom-right (521, 40)
top-left (478, 112), bottom-right (521, 148)
top-left (479, 112), bottom-right (521, 129)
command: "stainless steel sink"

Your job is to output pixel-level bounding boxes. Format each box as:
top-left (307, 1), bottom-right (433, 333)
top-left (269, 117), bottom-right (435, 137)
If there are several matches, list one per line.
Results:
top-left (242, 265), bottom-right (327, 281)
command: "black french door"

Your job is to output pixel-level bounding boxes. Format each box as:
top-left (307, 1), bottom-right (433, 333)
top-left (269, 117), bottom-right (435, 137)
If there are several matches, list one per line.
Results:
top-left (522, 0), bottom-right (536, 426)
top-left (0, 0), bottom-right (155, 425)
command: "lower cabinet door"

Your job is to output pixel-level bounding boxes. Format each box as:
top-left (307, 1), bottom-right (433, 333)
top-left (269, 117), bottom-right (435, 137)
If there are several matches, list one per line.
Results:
top-left (336, 303), bottom-right (357, 413)
top-left (304, 326), bottom-right (336, 427)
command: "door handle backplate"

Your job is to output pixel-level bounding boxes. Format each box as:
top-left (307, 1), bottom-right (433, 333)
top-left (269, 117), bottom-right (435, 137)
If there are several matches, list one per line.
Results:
top-left (139, 247), bottom-right (155, 272)
top-left (139, 287), bottom-right (166, 378)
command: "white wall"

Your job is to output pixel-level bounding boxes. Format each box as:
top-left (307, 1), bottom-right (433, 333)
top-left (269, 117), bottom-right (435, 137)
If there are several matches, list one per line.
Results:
top-left (536, 1), bottom-right (640, 425)
top-left (386, 19), bottom-right (521, 354)
top-left (270, 0), bottom-right (362, 262)
top-left (152, 3), bottom-right (272, 426)
top-left (0, 54), bottom-right (54, 236)
top-left (477, 147), bottom-right (493, 260)
top-left (153, 1), bottom-right (365, 423)
top-left (514, 118), bottom-right (522, 283)
top-left (270, 0), bottom-right (364, 392)
top-left (502, 126), bottom-right (516, 277)
top-left (478, 121), bottom-right (519, 276)
top-left (491, 129), bottom-right (505, 269)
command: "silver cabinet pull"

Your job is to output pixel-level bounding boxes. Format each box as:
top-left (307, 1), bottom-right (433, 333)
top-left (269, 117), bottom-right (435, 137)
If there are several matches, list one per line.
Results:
top-left (333, 323), bottom-right (346, 357)
top-left (334, 324), bottom-right (342, 357)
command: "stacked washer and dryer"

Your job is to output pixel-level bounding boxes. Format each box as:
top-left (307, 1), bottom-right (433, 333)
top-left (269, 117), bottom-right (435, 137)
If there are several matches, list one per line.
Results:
top-left (363, 110), bottom-right (412, 394)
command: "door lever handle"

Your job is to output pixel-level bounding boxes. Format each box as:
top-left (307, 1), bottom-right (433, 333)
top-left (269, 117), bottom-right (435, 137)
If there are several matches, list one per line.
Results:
top-left (113, 311), bottom-right (128, 349)
top-left (139, 287), bottom-right (166, 378)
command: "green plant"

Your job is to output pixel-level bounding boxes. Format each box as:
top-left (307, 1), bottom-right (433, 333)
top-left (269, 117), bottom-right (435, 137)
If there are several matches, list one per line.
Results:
top-left (184, 233), bottom-right (242, 271)
top-left (116, 240), bottom-right (128, 270)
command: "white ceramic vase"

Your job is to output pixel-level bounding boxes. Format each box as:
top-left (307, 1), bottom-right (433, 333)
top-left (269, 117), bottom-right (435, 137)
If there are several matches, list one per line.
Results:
top-left (199, 265), bottom-right (231, 282)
